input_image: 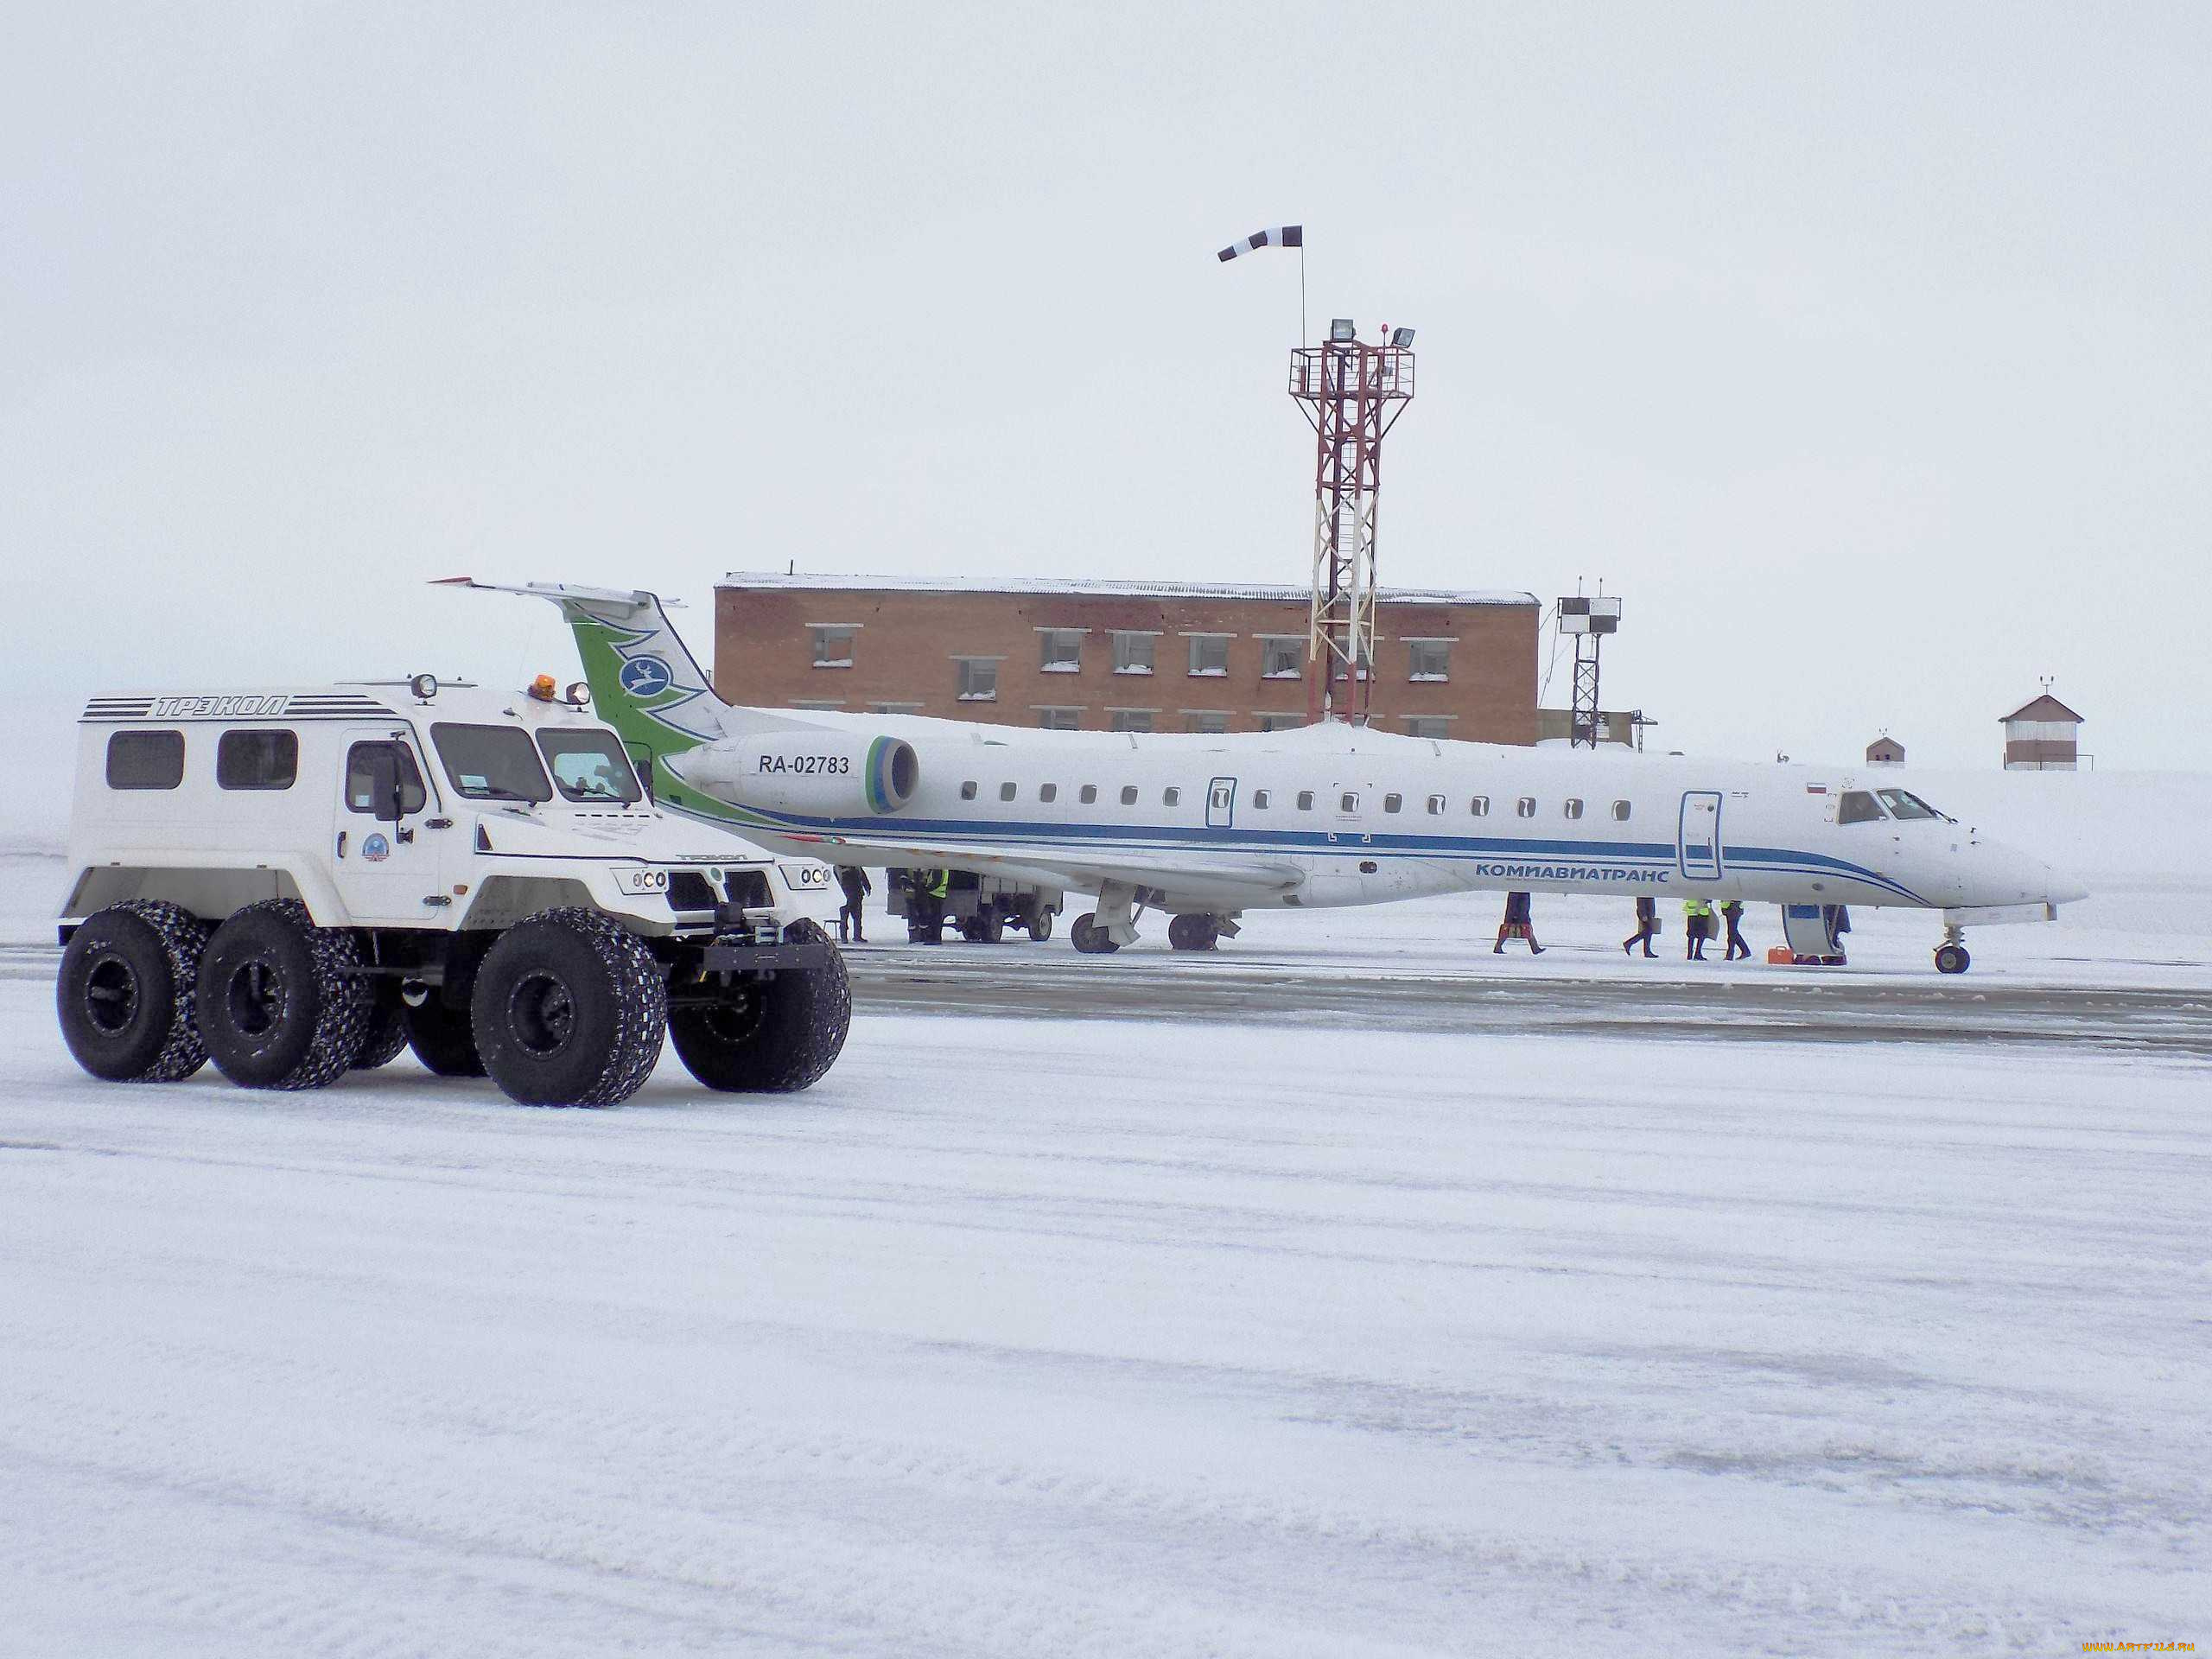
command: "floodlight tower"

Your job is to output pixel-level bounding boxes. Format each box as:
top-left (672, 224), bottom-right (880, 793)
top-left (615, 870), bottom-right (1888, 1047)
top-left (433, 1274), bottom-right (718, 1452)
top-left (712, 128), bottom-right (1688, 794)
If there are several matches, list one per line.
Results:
top-left (1559, 593), bottom-right (1622, 747)
top-left (1289, 321), bottom-right (1415, 723)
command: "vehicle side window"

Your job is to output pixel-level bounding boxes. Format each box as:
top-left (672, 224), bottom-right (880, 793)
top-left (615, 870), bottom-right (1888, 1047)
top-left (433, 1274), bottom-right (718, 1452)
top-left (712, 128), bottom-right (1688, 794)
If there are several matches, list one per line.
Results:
top-left (1339, 791), bottom-right (1358, 812)
top-left (960, 780), bottom-right (978, 800)
top-left (1120, 785), bottom-right (1138, 805)
top-left (1516, 797), bottom-right (1535, 818)
top-left (1162, 787), bottom-right (1180, 806)
top-left (218, 729), bottom-right (298, 791)
top-left (1611, 800), bottom-right (1631, 821)
top-left (1252, 789), bottom-right (1270, 809)
top-left (106, 729), bottom-right (184, 791)
top-left (1382, 792), bottom-right (1402, 813)
top-left (1838, 790), bottom-right (1885, 824)
top-left (1296, 791), bottom-right (1314, 810)
top-left (1079, 785), bottom-right (1097, 804)
top-left (1564, 798), bottom-right (1584, 820)
top-left (999, 782), bottom-right (1016, 802)
top-left (1039, 784), bottom-right (1057, 803)
top-left (1427, 794), bottom-right (1445, 815)
top-left (1471, 796), bottom-right (1489, 817)
top-left (344, 742), bottom-right (428, 820)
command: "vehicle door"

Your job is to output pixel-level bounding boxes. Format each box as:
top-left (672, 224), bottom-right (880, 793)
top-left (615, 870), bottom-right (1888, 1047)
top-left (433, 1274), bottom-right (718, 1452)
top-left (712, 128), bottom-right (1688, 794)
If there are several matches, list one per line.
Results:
top-left (1205, 775), bottom-right (1236, 830)
top-left (1677, 790), bottom-right (1724, 882)
top-left (333, 729), bottom-right (437, 925)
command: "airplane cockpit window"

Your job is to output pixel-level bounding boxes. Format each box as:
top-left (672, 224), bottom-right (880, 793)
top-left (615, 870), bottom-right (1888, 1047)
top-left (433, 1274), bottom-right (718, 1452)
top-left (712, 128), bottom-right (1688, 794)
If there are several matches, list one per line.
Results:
top-left (1837, 790), bottom-right (1885, 824)
top-left (1878, 789), bottom-right (1943, 822)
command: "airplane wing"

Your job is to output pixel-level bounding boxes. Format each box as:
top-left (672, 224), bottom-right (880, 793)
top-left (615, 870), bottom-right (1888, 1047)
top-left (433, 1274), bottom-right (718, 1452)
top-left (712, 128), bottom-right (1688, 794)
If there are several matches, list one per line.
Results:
top-left (807, 834), bottom-right (1306, 900)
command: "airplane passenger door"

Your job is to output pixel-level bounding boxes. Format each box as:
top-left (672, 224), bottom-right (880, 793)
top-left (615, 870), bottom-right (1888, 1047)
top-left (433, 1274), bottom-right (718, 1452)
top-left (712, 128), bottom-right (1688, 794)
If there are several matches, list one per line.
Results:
top-left (1677, 790), bottom-right (1724, 882)
top-left (1205, 776), bottom-right (1236, 830)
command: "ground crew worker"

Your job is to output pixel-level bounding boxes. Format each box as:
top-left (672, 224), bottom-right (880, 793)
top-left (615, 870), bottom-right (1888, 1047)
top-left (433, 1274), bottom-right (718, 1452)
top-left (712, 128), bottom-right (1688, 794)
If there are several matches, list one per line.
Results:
top-left (1684, 897), bottom-right (1713, 960)
top-left (1720, 899), bottom-right (1751, 961)
top-left (921, 868), bottom-right (950, 942)
top-left (1623, 895), bottom-right (1658, 957)
top-left (836, 865), bottom-right (872, 944)
top-left (1493, 889), bottom-right (1543, 955)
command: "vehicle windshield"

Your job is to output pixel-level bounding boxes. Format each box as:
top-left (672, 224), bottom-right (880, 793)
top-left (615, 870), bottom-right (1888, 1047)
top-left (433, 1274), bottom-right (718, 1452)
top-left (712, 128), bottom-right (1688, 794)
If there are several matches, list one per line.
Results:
top-left (430, 723), bottom-right (553, 803)
top-left (537, 728), bottom-right (643, 804)
top-left (1838, 790), bottom-right (1886, 824)
top-left (1877, 788), bottom-right (1943, 822)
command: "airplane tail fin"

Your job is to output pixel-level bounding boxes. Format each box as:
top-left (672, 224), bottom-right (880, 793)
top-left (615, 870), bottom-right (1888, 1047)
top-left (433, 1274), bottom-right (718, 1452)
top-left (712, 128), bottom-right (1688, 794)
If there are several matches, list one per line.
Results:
top-left (435, 577), bottom-right (736, 759)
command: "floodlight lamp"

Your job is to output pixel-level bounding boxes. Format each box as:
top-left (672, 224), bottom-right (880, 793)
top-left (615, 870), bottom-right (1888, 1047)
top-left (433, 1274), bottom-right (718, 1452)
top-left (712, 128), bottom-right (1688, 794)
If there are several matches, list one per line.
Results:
top-left (1391, 327), bottom-right (1415, 348)
top-left (1329, 317), bottom-right (1356, 343)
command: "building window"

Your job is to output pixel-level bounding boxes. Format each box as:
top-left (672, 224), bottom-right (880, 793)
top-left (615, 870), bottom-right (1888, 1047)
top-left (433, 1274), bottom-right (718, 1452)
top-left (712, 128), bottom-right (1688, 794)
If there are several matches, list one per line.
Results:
top-left (1183, 710), bottom-right (1230, 734)
top-left (1255, 713), bottom-right (1303, 733)
top-left (787, 698), bottom-right (846, 710)
top-left (1260, 637), bottom-right (1304, 679)
top-left (1119, 785), bottom-right (1138, 805)
top-left (1296, 791), bottom-right (1315, 810)
top-left (1471, 796), bottom-right (1490, 817)
top-left (217, 729), bottom-right (298, 791)
top-left (1080, 785), bottom-right (1098, 804)
top-left (956, 658), bottom-right (1000, 701)
top-left (1163, 787), bottom-right (1181, 806)
top-left (1427, 794), bottom-right (1446, 815)
top-left (1564, 798), bottom-right (1584, 820)
top-left (959, 780), bottom-right (978, 800)
top-left (868, 701), bottom-right (923, 715)
top-left (1039, 630), bottom-right (1083, 672)
top-left (1252, 789), bottom-right (1271, 808)
top-left (999, 782), bottom-right (1016, 802)
top-left (105, 730), bottom-right (185, 791)
top-left (1186, 634), bottom-right (1230, 677)
top-left (1407, 639), bottom-right (1450, 681)
top-left (1516, 797), bottom-right (1536, 818)
top-left (810, 626), bottom-right (856, 668)
top-left (1383, 792), bottom-right (1402, 813)
top-left (1405, 716), bottom-right (1452, 741)
top-left (1039, 784), bottom-right (1058, 803)
top-left (1035, 707), bottom-right (1081, 731)
top-left (1109, 709), bottom-right (1154, 734)
top-left (1611, 800), bottom-right (1632, 821)
top-left (1112, 632), bottom-right (1157, 675)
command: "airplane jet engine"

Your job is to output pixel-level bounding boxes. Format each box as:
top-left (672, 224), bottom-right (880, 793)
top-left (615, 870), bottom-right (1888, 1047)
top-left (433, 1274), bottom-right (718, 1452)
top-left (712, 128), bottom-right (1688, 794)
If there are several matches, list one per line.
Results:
top-left (684, 734), bottom-right (919, 818)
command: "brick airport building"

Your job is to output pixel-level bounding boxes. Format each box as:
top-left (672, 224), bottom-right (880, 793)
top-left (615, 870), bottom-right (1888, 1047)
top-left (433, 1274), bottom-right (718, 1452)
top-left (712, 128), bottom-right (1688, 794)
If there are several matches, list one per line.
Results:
top-left (712, 573), bottom-right (1542, 743)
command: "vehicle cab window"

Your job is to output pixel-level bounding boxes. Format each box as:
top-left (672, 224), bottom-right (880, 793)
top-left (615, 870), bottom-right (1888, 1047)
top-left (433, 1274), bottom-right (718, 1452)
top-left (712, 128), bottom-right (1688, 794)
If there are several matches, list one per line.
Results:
top-left (345, 742), bottom-right (429, 819)
top-left (537, 729), bottom-right (642, 804)
top-left (106, 730), bottom-right (184, 791)
top-left (217, 729), bottom-right (298, 791)
top-left (1838, 790), bottom-right (1886, 825)
top-left (430, 723), bottom-right (553, 803)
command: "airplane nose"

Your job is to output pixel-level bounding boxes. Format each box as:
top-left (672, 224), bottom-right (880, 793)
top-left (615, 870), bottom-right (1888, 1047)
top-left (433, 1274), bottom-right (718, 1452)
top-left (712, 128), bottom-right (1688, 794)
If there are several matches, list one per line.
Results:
top-left (2045, 864), bottom-right (2089, 906)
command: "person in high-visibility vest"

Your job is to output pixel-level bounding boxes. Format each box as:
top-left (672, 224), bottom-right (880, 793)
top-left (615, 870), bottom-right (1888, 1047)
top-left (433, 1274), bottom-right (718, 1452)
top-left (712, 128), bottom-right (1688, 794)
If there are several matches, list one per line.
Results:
top-left (1683, 897), bottom-right (1713, 961)
top-left (921, 868), bottom-right (950, 943)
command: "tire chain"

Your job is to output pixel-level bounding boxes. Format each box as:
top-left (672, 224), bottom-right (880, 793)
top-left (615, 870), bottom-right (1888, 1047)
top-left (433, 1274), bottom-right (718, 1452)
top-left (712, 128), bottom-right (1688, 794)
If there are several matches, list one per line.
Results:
top-left (534, 906), bottom-right (669, 1106)
top-left (110, 899), bottom-right (213, 1083)
top-left (777, 918), bottom-right (851, 1090)
top-left (226, 899), bottom-right (373, 1090)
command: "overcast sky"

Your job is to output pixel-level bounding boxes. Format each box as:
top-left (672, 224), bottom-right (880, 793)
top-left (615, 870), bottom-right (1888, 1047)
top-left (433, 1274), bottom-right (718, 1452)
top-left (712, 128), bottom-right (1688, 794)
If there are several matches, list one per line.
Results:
top-left (6, 1), bottom-right (2207, 779)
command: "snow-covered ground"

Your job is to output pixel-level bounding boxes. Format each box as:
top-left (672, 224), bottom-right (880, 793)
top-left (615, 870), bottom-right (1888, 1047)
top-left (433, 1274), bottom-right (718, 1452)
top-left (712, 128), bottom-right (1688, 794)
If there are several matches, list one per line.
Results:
top-left (3, 992), bottom-right (2207, 1656)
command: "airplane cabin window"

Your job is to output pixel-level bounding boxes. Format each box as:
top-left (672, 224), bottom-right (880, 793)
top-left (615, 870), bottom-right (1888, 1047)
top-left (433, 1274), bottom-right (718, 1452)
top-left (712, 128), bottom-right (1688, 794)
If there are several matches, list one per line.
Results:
top-left (1564, 798), bottom-right (1584, 820)
top-left (999, 782), bottom-right (1016, 802)
top-left (1516, 797), bottom-right (1535, 818)
top-left (1427, 794), bottom-right (1446, 815)
top-left (1339, 791), bottom-right (1358, 812)
top-left (1120, 785), bottom-right (1138, 805)
top-left (1471, 796), bottom-right (1489, 817)
top-left (960, 781), bottom-right (978, 800)
top-left (1878, 788), bottom-right (1941, 821)
top-left (1039, 784), bottom-right (1057, 803)
top-left (1296, 791), bottom-right (1315, 810)
top-left (1079, 785), bottom-right (1097, 804)
top-left (1163, 787), bottom-right (1180, 806)
top-left (1252, 789), bottom-right (1271, 808)
top-left (1383, 793), bottom-right (1402, 813)
top-left (1611, 800), bottom-right (1631, 821)
top-left (1838, 790), bottom-right (1885, 824)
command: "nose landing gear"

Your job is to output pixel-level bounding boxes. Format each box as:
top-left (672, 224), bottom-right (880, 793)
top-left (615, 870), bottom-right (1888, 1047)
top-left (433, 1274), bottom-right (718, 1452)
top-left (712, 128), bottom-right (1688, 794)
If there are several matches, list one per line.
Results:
top-left (1935, 925), bottom-right (1971, 975)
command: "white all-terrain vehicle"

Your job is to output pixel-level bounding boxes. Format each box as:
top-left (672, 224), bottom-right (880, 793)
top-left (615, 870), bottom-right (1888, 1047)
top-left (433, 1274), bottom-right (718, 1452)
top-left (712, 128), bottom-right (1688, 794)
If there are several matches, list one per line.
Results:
top-left (55, 676), bottom-right (850, 1106)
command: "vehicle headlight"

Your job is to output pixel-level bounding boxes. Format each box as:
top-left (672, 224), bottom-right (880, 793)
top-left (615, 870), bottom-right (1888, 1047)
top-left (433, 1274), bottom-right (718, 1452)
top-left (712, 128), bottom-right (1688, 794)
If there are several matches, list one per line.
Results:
top-left (778, 861), bottom-right (834, 893)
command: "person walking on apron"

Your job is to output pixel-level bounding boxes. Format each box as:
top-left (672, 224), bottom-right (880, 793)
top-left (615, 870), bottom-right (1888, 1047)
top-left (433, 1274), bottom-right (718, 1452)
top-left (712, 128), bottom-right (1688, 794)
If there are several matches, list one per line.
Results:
top-left (1720, 899), bottom-right (1751, 961)
top-left (1494, 890), bottom-right (1543, 955)
top-left (1684, 897), bottom-right (1713, 960)
top-left (836, 865), bottom-right (872, 944)
top-left (1623, 895), bottom-right (1658, 957)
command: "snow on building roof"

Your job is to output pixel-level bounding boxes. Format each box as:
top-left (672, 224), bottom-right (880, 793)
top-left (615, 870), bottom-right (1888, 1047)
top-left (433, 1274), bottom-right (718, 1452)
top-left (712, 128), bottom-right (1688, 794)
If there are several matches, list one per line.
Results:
top-left (2000, 694), bottom-right (2085, 725)
top-left (721, 571), bottom-right (1539, 607)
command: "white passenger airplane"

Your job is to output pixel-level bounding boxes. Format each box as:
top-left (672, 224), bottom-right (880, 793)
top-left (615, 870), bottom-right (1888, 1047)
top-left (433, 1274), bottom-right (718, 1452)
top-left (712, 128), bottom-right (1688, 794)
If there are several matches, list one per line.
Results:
top-left (454, 579), bottom-right (2085, 973)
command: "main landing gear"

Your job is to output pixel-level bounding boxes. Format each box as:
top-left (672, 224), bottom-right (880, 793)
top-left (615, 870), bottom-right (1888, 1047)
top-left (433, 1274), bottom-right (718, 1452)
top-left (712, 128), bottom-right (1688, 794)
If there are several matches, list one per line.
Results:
top-left (1070, 886), bottom-right (1243, 956)
top-left (1935, 923), bottom-right (1972, 976)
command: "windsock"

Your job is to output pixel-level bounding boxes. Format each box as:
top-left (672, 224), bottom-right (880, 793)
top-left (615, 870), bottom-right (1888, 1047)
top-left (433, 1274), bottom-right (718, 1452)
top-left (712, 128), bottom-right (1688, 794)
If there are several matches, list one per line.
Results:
top-left (1217, 226), bottom-right (1302, 262)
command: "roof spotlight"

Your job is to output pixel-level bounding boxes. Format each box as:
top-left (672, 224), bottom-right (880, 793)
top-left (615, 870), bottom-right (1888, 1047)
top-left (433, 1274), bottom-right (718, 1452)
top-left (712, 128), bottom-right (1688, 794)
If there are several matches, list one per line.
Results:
top-left (407, 672), bottom-right (439, 702)
top-left (1391, 327), bottom-right (1415, 348)
top-left (564, 681), bottom-right (592, 708)
top-left (1329, 317), bottom-right (1356, 343)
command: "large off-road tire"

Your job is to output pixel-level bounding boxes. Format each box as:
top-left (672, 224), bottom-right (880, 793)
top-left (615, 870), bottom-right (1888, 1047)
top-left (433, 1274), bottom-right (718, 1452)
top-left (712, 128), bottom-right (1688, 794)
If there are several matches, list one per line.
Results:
top-left (669, 918), bottom-right (851, 1094)
top-left (471, 908), bottom-right (667, 1107)
top-left (404, 999), bottom-right (486, 1077)
top-left (353, 984), bottom-right (410, 1071)
top-left (56, 900), bottom-right (211, 1084)
top-left (197, 899), bottom-right (372, 1090)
